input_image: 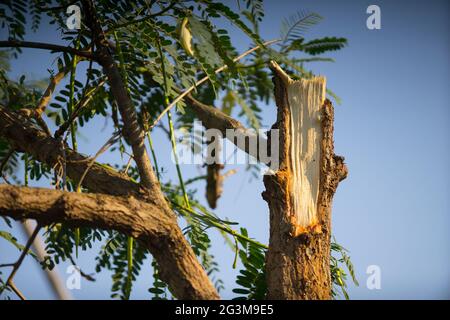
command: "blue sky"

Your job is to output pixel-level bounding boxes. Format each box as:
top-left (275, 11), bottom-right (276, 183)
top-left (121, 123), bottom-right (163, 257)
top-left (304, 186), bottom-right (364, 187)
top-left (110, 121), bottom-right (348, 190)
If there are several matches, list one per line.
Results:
top-left (1, 0), bottom-right (449, 299)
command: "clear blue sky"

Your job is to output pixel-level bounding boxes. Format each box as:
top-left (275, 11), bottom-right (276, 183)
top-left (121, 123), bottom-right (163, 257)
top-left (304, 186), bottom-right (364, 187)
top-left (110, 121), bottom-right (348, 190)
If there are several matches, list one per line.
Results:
top-left (1, 0), bottom-right (449, 299)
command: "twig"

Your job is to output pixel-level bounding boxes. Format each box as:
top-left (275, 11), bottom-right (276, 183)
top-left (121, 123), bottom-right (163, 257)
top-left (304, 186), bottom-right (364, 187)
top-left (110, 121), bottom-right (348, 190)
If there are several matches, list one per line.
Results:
top-left (76, 131), bottom-right (121, 191)
top-left (0, 263), bottom-right (15, 268)
top-left (35, 68), bottom-right (69, 117)
top-left (123, 155), bottom-right (133, 174)
top-left (148, 39), bottom-right (280, 129)
top-left (0, 40), bottom-right (96, 60)
top-left (54, 79), bottom-right (106, 139)
top-left (1, 225), bottom-right (41, 300)
top-left (21, 220), bottom-right (73, 300)
top-left (107, 1), bottom-right (177, 32)
top-left (67, 254), bottom-right (96, 282)
top-left (7, 280), bottom-right (26, 300)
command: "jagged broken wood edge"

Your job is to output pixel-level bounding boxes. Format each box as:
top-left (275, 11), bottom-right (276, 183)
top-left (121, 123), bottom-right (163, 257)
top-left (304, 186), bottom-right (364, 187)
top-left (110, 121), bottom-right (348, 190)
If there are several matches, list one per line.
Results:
top-left (262, 61), bottom-right (348, 299)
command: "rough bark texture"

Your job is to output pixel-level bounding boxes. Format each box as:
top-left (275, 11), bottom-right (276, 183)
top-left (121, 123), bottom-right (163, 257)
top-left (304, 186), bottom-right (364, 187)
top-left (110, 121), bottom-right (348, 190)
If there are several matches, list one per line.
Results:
top-left (263, 62), bottom-right (347, 299)
top-left (0, 106), bottom-right (140, 197)
top-left (0, 185), bottom-right (219, 300)
top-left (0, 107), bottom-right (219, 300)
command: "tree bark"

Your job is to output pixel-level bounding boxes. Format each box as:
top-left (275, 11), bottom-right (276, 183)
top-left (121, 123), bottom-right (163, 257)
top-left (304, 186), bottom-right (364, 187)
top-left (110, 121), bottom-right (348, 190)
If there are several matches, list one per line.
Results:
top-left (0, 106), bottom-right (140, 197)
top-left (0, 185), bottom-right (219, 300)
top-left (263, 62), bottom-right (347, 299)
top-left (0, 107), bottom-right (219, 299)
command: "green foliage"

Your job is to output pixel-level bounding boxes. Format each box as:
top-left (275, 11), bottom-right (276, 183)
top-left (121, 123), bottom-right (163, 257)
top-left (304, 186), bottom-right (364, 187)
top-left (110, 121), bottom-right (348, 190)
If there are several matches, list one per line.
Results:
top-left (232, 228), bottom-right (267, 300)
top-left (287, 37), bottom-right (348, 55)
top-left (0, 230), bottom-right (37, 260)
top-left (280, 11), bottom-right (323, 45)
top-left (331, 239), bottom-right (359, 299)
top-left (0, 0), bottom-right (354, 300)
top-left (148, 259), bottom-right (169, 300)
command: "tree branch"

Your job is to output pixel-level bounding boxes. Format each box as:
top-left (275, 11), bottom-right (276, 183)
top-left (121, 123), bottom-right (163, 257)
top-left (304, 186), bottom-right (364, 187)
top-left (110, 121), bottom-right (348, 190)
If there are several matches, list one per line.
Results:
top-left (0, 184), bottom-right (219, 299)
top-left (0, 41), bottom-right (96, 61)
top-left (18, 66), bottom-right (72, 136)
top-left (2, 224), bottom-right (40, 300)
top-left (184, 94), bottom-right (266, 161)
top-left (82, 0), bottom-right (158, 192)
top-left (21, 220), bottom-right (73, 300)
top-left (0, 105), bottom-right (140, 197)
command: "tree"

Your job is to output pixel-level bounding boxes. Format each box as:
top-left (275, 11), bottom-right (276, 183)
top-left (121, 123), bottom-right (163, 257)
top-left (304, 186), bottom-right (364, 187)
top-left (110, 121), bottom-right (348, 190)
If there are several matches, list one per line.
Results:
top-left (0, 0), bottom-right (356, 300)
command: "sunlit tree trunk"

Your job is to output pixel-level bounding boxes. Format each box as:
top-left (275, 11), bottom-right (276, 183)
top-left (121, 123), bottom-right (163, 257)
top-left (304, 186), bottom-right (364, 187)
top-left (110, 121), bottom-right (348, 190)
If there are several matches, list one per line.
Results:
top-left (263, 62), bottom-right (348, 299)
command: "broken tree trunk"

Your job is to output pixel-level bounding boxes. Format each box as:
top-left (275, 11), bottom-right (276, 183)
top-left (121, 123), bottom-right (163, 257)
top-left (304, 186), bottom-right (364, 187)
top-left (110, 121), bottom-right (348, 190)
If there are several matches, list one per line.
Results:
top-left (263, 62), bottom-right (348, 299)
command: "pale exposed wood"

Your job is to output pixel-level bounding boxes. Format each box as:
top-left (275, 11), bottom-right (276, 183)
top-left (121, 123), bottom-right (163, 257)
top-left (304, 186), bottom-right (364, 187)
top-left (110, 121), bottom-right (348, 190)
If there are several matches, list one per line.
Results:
top-left (288, 77), bottom-right (326, 231)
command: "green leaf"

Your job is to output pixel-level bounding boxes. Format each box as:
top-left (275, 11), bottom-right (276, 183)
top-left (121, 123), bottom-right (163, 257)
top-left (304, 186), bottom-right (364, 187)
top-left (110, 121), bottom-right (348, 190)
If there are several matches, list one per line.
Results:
top-left (280, 11), bottom-right (322, 44)
top-left (290, 37), bottom-right (347, 55)
top-left (0, 230), bottom-right (37, 259)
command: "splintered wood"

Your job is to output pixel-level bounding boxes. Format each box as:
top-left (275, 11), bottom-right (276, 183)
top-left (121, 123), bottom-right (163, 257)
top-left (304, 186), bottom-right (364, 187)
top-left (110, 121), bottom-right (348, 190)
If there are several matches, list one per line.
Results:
top-left (287, 77), bottom-right (326, 229)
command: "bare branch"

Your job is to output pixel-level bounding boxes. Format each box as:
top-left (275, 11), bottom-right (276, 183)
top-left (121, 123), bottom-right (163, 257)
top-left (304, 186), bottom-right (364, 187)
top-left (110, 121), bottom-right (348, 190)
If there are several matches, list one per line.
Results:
top-left (0, 224), bottom-right (40, 300)
top-left (35, 69), bottom-right (68, 117)
top-left (184, 94), bottom-right (266, 161)
top-left (76, 131), bottom-right (121, 191)
top-left (0, 41), bottom-right (96, 61)
top-left (21, 220), bottom-right (73, 300)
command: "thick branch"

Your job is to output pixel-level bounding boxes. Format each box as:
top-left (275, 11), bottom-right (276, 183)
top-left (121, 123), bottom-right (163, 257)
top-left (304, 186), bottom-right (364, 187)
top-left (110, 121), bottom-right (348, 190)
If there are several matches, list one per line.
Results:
top-left (0, 185), bottom-right (219, 299)
top-left (0, 105), bottom-right (140, 197)
top-left (185, 94), bottom-right (267, 161)
top-left (0, 41), bottom-right (95, 60)
top-left (0, 106), bottom-right (219, 299)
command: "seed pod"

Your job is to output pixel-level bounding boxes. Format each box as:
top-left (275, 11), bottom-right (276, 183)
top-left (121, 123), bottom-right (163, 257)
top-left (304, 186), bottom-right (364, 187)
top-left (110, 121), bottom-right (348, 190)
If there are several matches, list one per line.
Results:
top-left (179, 17), bottom-right (194, 57)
